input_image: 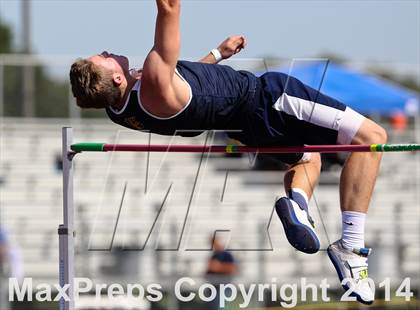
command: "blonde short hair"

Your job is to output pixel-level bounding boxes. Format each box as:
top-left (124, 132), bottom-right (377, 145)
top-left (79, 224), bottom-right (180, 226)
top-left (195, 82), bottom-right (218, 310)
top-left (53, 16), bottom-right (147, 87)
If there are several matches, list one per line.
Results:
top-left (69, 58), bottom-right (121, 109)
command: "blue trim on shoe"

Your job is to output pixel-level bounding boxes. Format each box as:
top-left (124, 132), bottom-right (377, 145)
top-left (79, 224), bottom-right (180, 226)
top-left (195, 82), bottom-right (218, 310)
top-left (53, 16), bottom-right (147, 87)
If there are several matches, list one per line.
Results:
top-left (275, 197), bottom-right (320, 254)
top-left (359, 248), bottom-right (371, 257)
top-left (327, 245), bottom-right (374, 305)
top-left (288, 189), bottom-right (308, 211)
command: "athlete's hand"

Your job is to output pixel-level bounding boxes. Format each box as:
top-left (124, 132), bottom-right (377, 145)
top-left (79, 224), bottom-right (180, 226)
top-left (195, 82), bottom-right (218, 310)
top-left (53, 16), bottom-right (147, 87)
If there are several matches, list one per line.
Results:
top-left (217, 35), bottom-right (247, 59)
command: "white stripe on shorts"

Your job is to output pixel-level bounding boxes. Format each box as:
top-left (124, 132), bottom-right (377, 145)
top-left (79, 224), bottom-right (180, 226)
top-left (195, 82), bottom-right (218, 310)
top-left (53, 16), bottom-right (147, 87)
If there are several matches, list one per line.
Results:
top-left (273, 93), bottom-right (365, 145)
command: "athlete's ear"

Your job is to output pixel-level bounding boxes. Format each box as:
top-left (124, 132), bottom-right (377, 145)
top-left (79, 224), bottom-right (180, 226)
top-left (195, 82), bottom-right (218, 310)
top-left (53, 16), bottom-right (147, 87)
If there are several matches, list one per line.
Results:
top-left (112, 73), bottom-right (123, 86)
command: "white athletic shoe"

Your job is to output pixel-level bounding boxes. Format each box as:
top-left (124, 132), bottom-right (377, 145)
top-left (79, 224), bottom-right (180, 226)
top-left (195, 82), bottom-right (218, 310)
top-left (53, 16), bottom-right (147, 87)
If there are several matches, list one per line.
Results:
top-left (327, 240), bottom-right (374, 305)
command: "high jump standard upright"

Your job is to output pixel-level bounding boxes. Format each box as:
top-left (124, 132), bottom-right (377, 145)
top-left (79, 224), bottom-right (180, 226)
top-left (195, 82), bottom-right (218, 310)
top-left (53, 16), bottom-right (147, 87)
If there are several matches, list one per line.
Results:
top-left (59, 127), bottom-right (75, 310)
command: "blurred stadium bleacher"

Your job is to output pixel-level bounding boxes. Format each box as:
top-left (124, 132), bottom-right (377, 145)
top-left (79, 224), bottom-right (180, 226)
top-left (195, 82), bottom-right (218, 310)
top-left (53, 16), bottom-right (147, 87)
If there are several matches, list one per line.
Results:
top-left (0, 118), bottom-right (419, 308)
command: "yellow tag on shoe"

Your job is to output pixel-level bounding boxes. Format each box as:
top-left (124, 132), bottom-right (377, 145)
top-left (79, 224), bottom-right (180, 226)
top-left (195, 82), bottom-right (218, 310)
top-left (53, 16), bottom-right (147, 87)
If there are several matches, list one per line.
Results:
top-left (359, 269), bottom-right (369, 279)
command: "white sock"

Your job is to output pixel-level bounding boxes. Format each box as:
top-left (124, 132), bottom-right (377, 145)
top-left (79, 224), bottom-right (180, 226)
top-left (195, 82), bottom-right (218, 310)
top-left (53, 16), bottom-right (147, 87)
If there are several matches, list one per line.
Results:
top-left (341, 211), bottom-right (366, 249)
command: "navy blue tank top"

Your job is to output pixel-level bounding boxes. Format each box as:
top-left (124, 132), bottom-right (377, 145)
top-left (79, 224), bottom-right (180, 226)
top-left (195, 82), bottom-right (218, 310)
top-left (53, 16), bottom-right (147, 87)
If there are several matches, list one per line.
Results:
top-left (106, 61), bottom-right (259, 140)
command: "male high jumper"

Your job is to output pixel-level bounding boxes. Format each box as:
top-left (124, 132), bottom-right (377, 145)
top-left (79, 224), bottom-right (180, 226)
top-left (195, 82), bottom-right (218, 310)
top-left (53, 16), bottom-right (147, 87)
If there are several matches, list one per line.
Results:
top-left (69, 0), bottom-right (387, 304)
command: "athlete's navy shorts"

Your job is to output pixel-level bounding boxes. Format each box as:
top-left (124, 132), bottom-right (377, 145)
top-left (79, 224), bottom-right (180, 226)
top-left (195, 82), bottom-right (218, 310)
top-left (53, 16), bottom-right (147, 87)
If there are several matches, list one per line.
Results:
top-left (233, 72), bottom-right (365, 165)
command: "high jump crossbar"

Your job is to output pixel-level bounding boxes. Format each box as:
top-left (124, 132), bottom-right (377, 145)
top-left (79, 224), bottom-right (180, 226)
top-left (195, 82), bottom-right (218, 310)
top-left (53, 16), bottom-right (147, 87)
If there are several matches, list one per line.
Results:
top-left (59, 127), bottom-right (419, 310)
top-left (70, 142), bottom-right (420, 154)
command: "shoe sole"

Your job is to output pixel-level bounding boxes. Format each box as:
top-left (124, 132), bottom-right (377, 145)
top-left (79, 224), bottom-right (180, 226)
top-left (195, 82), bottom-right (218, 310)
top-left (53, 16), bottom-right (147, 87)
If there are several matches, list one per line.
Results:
top-left (275, 198), bottom-right (320, 254)
top-left (327, 246), bottom-right (374, 305)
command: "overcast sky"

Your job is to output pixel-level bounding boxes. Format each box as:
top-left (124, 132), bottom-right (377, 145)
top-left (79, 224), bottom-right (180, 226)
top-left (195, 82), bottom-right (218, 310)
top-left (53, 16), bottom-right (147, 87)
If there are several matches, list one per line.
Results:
top-left (1, 0), bottom-right (419, 70)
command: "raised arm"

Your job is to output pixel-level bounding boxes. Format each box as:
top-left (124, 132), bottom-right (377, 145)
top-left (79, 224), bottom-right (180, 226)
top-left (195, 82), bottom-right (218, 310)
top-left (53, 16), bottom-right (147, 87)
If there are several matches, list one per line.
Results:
top-left (141, 0), bottom-right (182, 114)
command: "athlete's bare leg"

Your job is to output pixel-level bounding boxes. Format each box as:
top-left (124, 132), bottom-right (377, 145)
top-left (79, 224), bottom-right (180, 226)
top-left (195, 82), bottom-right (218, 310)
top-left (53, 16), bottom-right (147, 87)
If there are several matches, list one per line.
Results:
top-left (328, 118), bottom-right (386, 305)
top-left (340, 118), bottom-right (387, 213)
top-left (284, 152), bottom-right (322, 200)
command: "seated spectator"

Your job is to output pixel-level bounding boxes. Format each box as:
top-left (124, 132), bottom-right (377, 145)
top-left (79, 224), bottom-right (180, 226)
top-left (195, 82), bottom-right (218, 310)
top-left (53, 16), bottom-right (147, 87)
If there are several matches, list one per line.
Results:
top-left (206, 236), bottom-right (238, 277)
top-left (205, 236), bottom-right (238, 310)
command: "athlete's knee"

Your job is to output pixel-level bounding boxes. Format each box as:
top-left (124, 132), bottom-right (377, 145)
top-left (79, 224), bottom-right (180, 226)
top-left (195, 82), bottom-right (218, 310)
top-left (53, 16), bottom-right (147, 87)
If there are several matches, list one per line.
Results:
top-left (366, 122), bottom-right (388, 145)
top-left (352, 118), bottom-right (388, 145)
top-left (373, 124), bottom-right (388, 144)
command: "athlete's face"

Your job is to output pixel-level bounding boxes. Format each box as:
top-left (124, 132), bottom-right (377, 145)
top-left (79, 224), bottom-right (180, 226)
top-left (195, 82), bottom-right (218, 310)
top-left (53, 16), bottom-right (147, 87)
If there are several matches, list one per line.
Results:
top-left (90, 51), bottom-right (129, 69)
top-left (89, 51), bottom-right (130, 86)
